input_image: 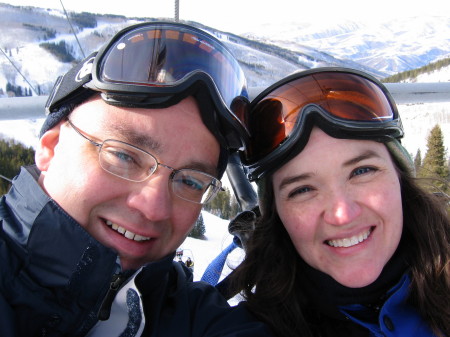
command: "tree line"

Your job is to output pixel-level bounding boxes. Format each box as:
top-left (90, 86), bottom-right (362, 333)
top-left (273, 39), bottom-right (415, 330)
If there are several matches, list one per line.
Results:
top-left (383, 57), bottom-right (450, 83)
top-left (39, 41), bottom-right (76, 63)
top-left (0, 138), bottom-right (35, 195)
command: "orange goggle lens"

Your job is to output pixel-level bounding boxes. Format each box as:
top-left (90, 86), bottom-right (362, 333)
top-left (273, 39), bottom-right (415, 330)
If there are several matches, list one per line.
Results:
top-left (242, 70), bottom-right (401, 165)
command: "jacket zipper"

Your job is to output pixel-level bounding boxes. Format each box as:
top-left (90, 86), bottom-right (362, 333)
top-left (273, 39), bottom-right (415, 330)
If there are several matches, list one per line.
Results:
top-left (97, 272), bottom-right (131, 321)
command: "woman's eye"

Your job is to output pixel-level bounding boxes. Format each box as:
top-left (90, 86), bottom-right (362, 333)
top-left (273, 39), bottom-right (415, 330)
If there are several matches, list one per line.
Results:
top-left (288, 186), bottom-right (312, 198)
top-left (352, 166), bottom-right (376, 177)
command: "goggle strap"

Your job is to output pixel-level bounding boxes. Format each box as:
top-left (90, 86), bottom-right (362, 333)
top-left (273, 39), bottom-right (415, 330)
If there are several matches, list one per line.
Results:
top-left (45, 52), bottom-right (98, 114)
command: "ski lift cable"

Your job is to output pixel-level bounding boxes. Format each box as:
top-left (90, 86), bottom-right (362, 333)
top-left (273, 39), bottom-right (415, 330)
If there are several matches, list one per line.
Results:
top-left (0, 48), bottom-right (39, 96)
top-left (59, 0), bottom-right (86, 58)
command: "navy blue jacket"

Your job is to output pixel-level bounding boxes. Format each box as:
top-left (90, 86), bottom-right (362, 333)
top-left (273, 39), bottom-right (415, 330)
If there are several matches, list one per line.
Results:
top-left (0, 166), bottom-right (273, 337)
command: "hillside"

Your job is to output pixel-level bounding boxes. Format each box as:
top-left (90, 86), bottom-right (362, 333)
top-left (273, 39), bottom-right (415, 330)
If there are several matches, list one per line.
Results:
top-left (1, 3), bottom-right (449, 95)
top-left (384, 58), bottom-right (450, 83)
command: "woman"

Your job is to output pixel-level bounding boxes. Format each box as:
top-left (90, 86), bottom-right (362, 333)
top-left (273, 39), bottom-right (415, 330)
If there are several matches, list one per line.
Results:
top-left (230, 68), bottom-right (450, 337)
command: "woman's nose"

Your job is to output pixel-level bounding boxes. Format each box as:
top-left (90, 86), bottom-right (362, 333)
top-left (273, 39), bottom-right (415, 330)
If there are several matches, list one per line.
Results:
top-left (323, 189), bottom-right (361, 226)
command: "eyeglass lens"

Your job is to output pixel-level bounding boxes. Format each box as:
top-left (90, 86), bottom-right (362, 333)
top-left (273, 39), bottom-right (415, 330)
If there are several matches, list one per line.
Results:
top-left (98, 140), bottom-right (220, 204)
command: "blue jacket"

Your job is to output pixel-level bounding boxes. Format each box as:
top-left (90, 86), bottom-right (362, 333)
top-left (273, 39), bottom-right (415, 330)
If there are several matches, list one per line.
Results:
top-left (340, 274), bottom-right (436, 336)
top-left (0, 166), bottom-right (273, 337)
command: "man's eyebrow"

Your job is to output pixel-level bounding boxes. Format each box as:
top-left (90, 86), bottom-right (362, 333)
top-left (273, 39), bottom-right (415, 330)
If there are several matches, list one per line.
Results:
top-left (185, 161), bottom-right (218, 177)
top-left (104, 123), bottom-right (161, 152)
top-left (103, 123), bottom-right (218, 175)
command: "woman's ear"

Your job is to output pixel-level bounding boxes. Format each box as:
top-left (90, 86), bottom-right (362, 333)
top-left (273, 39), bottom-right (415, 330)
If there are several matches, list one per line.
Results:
top-left (35, 123), bottom-right (63, 172)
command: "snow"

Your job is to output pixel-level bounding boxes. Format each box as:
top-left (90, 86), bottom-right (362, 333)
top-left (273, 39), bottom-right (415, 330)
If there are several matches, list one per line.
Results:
top-left (179, 211), bottom-right (244, 283)
top-left (416, 65), bottom-right (450, 82)
top-left (244, 16), bottom-right (450, 75)
top-left (181, 211), bottom-right (246, 306)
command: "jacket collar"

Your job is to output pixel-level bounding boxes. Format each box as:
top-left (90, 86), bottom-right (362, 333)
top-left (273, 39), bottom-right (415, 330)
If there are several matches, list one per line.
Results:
top-left (4, 166), bottom-right (119, 303)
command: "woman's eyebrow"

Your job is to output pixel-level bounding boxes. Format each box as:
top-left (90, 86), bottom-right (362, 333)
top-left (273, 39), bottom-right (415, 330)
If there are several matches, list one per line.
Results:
top-left (343, 150), bottom-right (381, 167)
top-left (278, 173), bottom-right (311, 192)
top-left (277, 150), bottom-right (382, 192)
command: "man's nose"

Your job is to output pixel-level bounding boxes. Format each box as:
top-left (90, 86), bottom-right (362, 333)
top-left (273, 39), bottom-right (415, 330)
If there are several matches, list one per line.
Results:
top-left (126, 174), bottom-right (172, 221)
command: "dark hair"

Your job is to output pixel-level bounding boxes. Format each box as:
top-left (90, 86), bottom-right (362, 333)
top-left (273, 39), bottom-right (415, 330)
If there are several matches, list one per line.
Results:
top-left (230, 169), bottom-right (450, 336)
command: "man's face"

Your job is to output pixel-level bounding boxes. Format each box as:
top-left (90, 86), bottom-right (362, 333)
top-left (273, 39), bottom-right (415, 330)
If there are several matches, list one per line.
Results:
top-left (36, 96), bottom-right (220, 270)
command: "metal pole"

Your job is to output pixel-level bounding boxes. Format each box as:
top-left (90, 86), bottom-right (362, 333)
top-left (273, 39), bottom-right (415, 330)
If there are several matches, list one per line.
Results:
top-left (175, 0), bottom-right (180, 22)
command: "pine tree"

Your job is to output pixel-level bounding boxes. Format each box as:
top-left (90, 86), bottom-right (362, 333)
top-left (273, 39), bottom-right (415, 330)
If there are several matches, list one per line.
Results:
top-left (188, 212), bottom-right (206, 239)
top-left (0, 138), bottom-right (35, 195)
top-left (414, 149), bottom-right (422, 173)
top-left (418, 125), bottom-right (449, 192)
top-left (203, 186), bottom-right (239, 219)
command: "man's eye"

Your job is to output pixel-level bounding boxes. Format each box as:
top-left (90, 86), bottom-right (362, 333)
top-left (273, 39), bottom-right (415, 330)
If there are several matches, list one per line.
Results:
top-left (104, 148), bottom-right (140, 167)
top-left (180, 177), bottom-right (204, 191)
top-left (114, 151), bottom-right (135, 162)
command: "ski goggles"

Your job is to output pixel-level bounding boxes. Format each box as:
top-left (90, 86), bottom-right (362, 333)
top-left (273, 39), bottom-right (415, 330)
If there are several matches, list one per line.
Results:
top-left (240, 68), bottom-right (404, 180)
top-left (45, 22), bottom-right (249, 150)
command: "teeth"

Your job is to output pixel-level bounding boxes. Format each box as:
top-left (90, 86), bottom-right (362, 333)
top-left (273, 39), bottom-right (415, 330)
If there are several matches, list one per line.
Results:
top-left (106, 220), bottom-right (151, 242)
top-left (327, 228), bottom-right (372, 248)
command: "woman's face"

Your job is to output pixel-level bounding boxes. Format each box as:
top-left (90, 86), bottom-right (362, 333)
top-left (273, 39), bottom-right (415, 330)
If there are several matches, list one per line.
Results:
top-left (272, 127), bottom-right (403, 288)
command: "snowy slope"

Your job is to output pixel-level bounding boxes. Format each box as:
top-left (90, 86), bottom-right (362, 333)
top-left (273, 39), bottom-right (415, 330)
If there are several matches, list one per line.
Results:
top-left (180, 211), bottom-right (244, 282)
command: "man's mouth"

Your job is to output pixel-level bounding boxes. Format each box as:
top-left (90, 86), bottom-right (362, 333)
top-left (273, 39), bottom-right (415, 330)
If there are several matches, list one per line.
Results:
top-left (326, 227), bottom-right (373, 248)
top-left (106, 220), bottom-right (151, 242)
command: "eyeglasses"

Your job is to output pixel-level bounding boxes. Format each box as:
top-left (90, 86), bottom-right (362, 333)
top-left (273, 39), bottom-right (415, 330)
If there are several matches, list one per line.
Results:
top-left (239, 67), bottom-right (404, 181)
top-left (46, 22), bottom-right (249, 150)
top-left (66, 119), bottom-right (222, 204)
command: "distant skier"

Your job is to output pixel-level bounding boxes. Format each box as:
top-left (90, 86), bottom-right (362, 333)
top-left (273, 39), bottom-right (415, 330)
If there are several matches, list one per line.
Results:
top-left (185, 257), bottom-right (194, 272)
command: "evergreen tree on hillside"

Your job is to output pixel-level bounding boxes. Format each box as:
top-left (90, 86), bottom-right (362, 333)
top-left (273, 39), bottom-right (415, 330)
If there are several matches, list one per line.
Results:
top-left (203, 186), bottom-right (239, 219)
top-left (418, 125), bottom-right (449, 193)
top-left (39, 41), bottom-right (75, 63)
top-left (188, 212), bottom-right (206, 239)
top-left (383, 57), bottom-right (450, 83)
top-left (0, 138), bottom-right (35, 195)
top-left (414, 149), bottom-right (422, 173)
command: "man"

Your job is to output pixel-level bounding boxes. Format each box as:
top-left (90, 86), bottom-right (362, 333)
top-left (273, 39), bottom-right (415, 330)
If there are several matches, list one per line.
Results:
top-left (0, 22), bottom-right (272, 336)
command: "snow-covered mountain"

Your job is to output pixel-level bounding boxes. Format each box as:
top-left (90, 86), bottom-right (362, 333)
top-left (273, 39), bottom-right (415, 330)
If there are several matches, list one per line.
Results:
top-left (241, 17), bottom-right (450, 76)
top-left (1, 3), bottom-right (449, 92)
top-left (0, 3), bottom-right (449, 159)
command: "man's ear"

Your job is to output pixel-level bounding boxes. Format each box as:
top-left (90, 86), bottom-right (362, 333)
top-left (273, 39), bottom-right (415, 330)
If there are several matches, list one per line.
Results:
top-left (35, 124), bottom-right (63, 172)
